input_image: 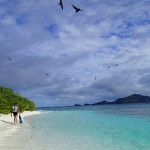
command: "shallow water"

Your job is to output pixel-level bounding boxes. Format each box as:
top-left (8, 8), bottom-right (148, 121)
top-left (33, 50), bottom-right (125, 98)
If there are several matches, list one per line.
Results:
top-left (26, 104), bottom-right (150, 150)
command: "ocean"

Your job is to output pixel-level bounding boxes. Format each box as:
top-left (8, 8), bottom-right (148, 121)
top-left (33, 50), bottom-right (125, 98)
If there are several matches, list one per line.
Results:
top-left (25, 104), bottom-right (150, 150)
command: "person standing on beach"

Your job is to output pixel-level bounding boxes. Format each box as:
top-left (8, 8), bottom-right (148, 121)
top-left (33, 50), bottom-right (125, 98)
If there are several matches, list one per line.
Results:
top-left (11, 103), bottom-right (20, 125)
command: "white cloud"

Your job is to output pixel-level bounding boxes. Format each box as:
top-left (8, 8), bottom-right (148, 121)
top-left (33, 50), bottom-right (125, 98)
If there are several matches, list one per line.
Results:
top-left (0, 0), bottom-right (150, 106)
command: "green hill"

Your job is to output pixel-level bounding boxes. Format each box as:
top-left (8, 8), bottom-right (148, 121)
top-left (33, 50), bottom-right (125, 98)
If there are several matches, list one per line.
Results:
top-left (0, 86), bottom-right (36, 114)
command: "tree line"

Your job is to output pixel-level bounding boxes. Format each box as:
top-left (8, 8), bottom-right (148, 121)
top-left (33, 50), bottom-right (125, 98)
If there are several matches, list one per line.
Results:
top-left (0, 86), bottom-right (36, 114)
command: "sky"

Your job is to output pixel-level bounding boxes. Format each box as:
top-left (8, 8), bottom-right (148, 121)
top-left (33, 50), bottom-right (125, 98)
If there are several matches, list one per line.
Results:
top-left (0, 0), bottom-right (150, 107)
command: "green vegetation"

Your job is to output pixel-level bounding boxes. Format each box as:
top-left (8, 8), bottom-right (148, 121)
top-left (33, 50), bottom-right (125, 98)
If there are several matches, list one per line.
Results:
top-left (0, 86), bottom-right (36, 114)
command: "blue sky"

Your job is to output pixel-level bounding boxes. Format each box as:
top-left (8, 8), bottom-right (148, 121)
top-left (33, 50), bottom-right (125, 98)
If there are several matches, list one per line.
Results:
top-left (0, 0), bottom-right (150, 106)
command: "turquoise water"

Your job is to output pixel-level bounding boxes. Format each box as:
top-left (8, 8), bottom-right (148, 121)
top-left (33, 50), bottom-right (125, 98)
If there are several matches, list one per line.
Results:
top-left (26, 104), bottom-right (150, 150)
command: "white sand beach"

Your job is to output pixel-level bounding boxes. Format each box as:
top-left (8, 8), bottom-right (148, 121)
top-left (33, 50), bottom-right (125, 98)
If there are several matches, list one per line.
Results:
top-left (0, 111), bottom-right (41, 150)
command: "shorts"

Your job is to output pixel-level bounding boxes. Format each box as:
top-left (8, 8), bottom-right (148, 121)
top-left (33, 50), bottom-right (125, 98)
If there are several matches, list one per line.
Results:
top-left (13, 112), bottom-right (18, 116)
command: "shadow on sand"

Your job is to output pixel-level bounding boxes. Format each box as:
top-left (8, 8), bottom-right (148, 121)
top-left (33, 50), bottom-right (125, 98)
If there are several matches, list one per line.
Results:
top-left (1, 120), bottom-right (14, 125)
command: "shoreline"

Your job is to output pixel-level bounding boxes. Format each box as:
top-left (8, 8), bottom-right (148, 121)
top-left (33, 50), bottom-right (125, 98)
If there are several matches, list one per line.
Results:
top-left (0, 111), bottom-right (41, 150)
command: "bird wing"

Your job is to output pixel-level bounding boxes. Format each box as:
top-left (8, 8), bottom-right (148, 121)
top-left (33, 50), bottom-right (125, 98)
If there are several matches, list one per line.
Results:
top-left (60, 0), bottom-right (63, 9)
top-left (72, 5), bottom-right (77, 10)
top-left (60, 3), bottom-right (63, 9)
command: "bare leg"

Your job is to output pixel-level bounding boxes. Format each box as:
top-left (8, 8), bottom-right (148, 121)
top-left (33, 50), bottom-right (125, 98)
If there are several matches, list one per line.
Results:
top-left (15, 115), bottom-right (18, 124)
top-left (14, 117), bottom-right (15, 125)
top-left (14, 115), bottom-right (18, 125)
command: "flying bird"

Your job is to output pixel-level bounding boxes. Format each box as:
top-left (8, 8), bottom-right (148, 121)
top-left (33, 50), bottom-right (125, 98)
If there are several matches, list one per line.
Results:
top-left (46, 73), bottom-right (48, 76)
top-left (108, 66), bottom-right (110, 69)
top-left (72, 5), bottom-right (83, 13)
top-left (115, 64), bottom-right (119, 67)
top-left (95, 77), bottom-right (96, 80)
top-left (124, 49), bottom-right (130, 52)
top-left (8, 57), bottom-right (12, 61)
top-left (58, 0), bottom-right (63, 10)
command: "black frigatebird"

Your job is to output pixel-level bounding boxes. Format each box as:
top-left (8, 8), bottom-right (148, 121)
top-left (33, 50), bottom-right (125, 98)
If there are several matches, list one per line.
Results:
top-left (72, 5), bottom-right (83, 13)
top-left (124, 49), bottom-right (131, 52)
top-left (58, 0), bottom-right (63, 10)
top-left (8, 57), bottom-right (12, 61)
top-left (115, 64), bottom-right (119, 67)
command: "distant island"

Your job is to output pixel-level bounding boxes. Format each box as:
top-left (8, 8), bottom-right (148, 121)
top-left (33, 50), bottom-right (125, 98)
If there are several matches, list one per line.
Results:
top-left (74, 94), bottom-right (150, 107)
top-left (0, 86), bottom-right (36, 114)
